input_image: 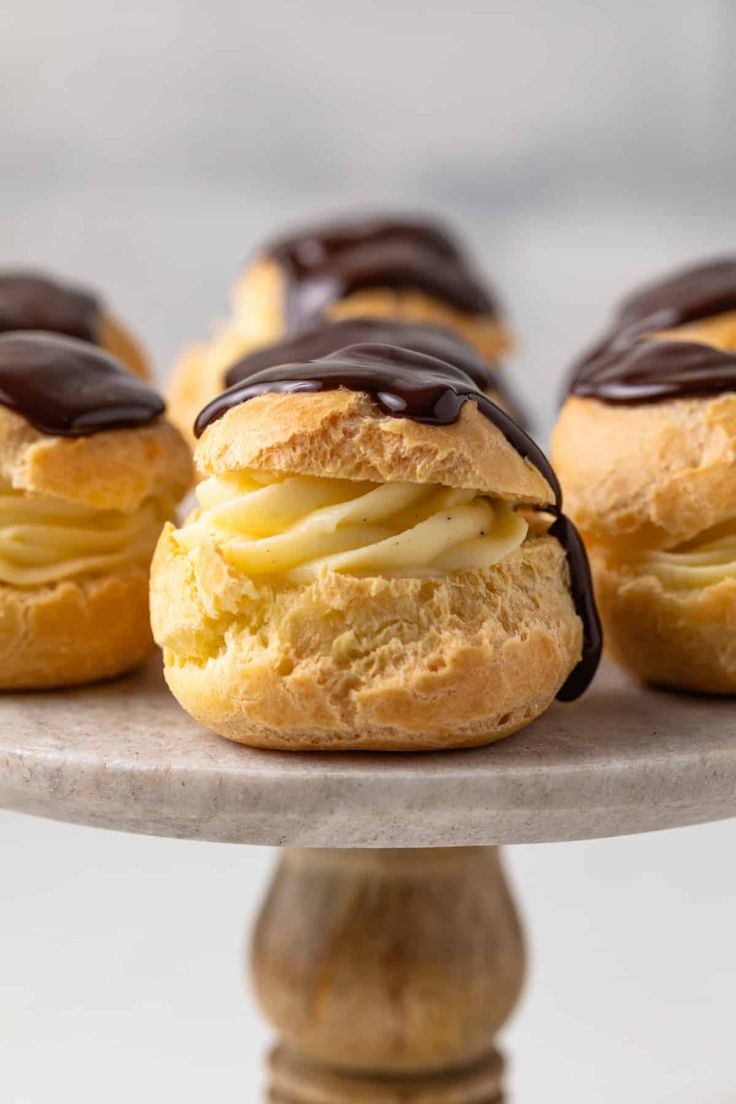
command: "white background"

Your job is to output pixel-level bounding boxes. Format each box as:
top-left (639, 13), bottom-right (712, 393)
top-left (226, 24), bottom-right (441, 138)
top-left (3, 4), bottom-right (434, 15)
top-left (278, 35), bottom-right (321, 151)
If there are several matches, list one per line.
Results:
top-left (1, 2), bottom-right (735, 1100)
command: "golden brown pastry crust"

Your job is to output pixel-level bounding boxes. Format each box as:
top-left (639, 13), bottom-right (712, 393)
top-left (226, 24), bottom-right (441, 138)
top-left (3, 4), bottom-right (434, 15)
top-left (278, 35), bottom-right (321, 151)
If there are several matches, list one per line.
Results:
top-left (0, 406), bottom-right (192, 512)
top-left (167, 258), bottom-right (286, 441)
top-left (151, 528), bottom-right (581, 750)
top-left (168, 343), bottom-right (218, 445)
top-left (0, 404), bottom-right (191, 690)
top-left (0, 564), bottom-right (153, 689)
top-left (552, 311), bottom-right (736, 693)
top-left (156, 327), bottom-right (581, 748)
top-left (231, 257), bottom-right (290, 346)
top-left (324, 288), bottom-right (509, 362)
top-left (198, 390), bottom-right (553, 505)
top-left (589, 548), bottom-right (736, 692)
top-left (234, 258), bottom-right (512, 362)
top-left (167, 344), bottom-right (208, 443)
top-left (551, 393), bottom-right (736, 550)
top-left (167, 329), bottom-right (261, 445)
top-left (98, 312), bottom-right (150, 379)
top-left (656, 308), bottom-right (736, 352)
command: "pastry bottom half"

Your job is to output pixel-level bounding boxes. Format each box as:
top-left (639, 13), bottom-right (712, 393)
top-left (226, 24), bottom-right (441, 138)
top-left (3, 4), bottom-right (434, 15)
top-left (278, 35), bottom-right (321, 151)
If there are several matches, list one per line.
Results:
top-left (590, 550), bottom-right (736, 693)
top-left (151, 530), bottom-right (582, 751)
top-left (0, 564), bottom-right (154, 690)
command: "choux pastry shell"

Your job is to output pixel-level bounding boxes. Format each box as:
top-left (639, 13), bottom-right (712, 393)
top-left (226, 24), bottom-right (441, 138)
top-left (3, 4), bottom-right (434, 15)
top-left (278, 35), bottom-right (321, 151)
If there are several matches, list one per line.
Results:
top-left (0, 332), bottom-right (191, 688)
top-left (153, 344), bottom-right (599, 749)
top-left (553, 257), bottom-right (736, 691)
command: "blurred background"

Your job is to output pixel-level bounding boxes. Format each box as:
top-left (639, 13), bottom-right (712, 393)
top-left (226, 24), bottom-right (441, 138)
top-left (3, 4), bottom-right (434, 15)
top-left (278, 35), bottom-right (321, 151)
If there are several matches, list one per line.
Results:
top-left (1, 1), bottom-right (735, 1100)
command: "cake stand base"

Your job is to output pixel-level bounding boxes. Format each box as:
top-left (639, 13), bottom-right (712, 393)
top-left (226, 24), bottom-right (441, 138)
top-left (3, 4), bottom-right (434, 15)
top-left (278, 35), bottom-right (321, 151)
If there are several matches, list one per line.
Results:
top-left (251, 847), bottom-right (525, 1103)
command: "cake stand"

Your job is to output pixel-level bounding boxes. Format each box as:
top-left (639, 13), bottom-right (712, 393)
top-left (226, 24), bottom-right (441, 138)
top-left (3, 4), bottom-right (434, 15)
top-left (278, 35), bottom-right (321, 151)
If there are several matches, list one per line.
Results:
top-left (1, 657), bottom-right (734, 1103)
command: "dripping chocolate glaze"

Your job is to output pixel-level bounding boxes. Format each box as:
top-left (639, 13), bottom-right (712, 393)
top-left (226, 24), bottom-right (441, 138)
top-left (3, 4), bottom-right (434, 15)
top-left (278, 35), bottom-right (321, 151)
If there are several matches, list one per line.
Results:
top-left (0, 272), bottom-right (100, 343)
top-left (198, 343), bottom-right (601, 700)
top-left (226, 318), bottom-right (500, 392)
top-left (0, 332), bottom-right (163, 436)
top-left (262, 216), bottom-right (497, 330)
top-left (570, 257), bottom-right (736, 404)
top-left (226, 318), bottom-right (529, 430)
top-left (225, 316), bottom-right (532, 428)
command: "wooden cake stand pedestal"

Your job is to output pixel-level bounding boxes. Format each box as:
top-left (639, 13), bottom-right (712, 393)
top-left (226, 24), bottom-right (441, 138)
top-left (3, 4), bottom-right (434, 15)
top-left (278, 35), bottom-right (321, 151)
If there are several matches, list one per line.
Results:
top-left (1, 657), bottom-right (734, 1102)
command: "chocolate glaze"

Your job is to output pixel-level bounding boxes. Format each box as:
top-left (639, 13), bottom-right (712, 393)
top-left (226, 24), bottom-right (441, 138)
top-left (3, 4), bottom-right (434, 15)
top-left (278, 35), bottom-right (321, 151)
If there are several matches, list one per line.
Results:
top-left (232, 312), bottom-right (513, 390)
top-left (617, 257), bottom-right (736, 331)
top-left (0, 332), bottom-right (163, 436)
top-left (226, 317), bottom-right (499, 392)
top-left (572, 332), bottom-right (736, 405)
top-left (570, 257), bottom-right (736, 404)
top-left (197, 343), bottom-right (601, 700)
top-left (262, 216), bottom-right (497, 329)
top-left (0, 272), bottom-right (100, 343)
top-left (547, 513), bottom-right (602, 701)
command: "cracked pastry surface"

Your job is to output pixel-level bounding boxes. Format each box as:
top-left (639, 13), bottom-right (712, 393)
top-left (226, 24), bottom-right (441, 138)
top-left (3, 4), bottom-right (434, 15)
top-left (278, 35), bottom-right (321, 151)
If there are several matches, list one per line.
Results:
top-left (152, 345), bottom-right (598, 750)
top-left (553, 257), bottom-right (736, 691)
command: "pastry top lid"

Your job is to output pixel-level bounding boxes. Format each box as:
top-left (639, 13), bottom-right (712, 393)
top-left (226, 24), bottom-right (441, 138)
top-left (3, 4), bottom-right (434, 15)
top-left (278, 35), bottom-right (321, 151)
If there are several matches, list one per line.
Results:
top-left (569, 257), bottom-right (736, 405)
top-left (0, 334), bottom-right (191, 511)
top-left (0, 332), bottom-right (163, 436)
top-left (198, 341), bottom-right (601, 701)
top-left (197, 342), bottom-right (555, 505)
top-left (259, 213), bottom-right (497, 326)
top-left (0, 271), bottom-right (101, 343)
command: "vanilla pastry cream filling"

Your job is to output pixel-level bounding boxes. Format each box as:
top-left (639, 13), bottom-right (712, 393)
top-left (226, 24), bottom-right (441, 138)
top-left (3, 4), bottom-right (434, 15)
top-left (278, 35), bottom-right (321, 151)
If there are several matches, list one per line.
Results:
top-left (173, 471), bottom-right (529, 583)
top-left (0, 482), bottom-right (170, 586)
top-left (632, 517), bottom-right (736, 590)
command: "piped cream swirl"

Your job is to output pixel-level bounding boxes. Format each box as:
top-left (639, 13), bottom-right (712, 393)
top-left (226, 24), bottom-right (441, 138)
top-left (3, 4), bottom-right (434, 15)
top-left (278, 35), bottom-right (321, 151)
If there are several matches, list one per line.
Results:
top-left (635, 517), bottom-right (736, 590)
top-left (173, 471), bottom-right (528, 582)
top-left (0, 482), bottom-right (169, 586)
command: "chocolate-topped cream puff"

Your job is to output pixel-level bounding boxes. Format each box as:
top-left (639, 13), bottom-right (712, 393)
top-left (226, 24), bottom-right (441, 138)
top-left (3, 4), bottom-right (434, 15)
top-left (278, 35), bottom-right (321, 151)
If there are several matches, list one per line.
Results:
top-left (234, 215), bottom-right (509, 355)
top-left (0, 332), bottom-right (191, 689)
top-left (152, 343), bottom-right (600, 750)
top-left (553, 257), bottom-right (736, 691)
top-left (0, 270), bottom-right (149, 378)
top-left (167, 214), bottom-right (512, 441)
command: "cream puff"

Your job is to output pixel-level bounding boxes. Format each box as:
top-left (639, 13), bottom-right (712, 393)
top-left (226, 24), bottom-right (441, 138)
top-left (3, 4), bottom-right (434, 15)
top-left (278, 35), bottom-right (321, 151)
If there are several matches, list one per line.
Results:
top-left (0, 270), bottom-right (150, 378)
top-left (234, 215), bottom-right (510, 355)
top-left (152, 342), bottom-right (600, 751)
top-left (553, 257), bottom-right (736, 692)
top-left (0, 332), bottom-right (191, 689)
top-left (167, 213), bottom-right (512, 441)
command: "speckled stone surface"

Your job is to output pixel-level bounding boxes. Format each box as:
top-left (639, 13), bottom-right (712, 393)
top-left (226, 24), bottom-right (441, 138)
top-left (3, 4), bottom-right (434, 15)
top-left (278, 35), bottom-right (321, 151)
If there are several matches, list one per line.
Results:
top-left (0, 656), bottom-right (733, 847)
